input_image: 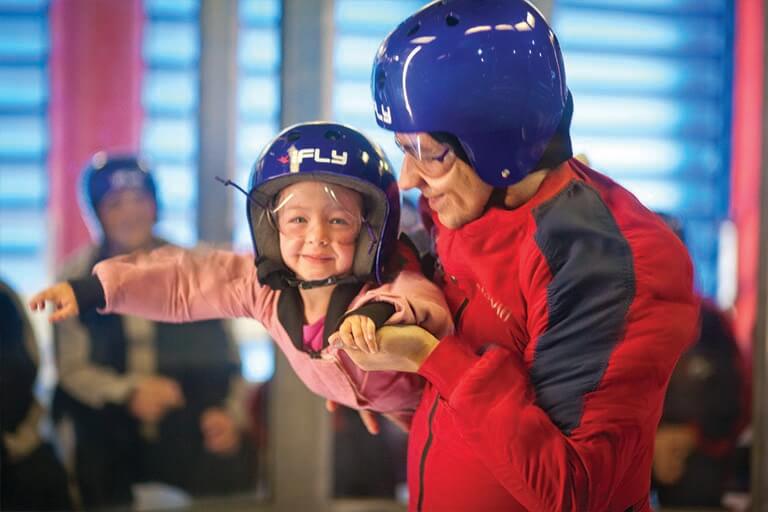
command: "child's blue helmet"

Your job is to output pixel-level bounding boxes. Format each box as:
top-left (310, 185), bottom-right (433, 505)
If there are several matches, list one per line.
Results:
top-left (247, 122), bottom-right (401, 289)
top-left (372, 0), bottom-right (570, 187)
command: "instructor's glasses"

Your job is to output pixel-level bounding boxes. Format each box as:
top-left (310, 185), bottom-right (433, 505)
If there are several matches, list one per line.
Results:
top-left (394, 133), bottom-right (457, 179)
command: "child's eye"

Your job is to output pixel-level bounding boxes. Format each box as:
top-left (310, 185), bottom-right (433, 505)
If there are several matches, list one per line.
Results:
top-left (329, 217), bottom-right (351, 225)
top-left (288, 216), bottom-right (307, 224)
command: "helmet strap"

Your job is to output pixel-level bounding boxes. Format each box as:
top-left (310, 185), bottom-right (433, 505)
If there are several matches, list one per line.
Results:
top-left (531, 91), bottom-right (574, 172)
top-left (286, 274), bottom-right (362, 290)
top-left (256, 255), bottom-right (366, 290)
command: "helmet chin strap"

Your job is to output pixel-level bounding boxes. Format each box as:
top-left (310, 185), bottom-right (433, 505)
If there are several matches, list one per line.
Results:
top-left (256, 255), bottom-right (366, 290)
top-left (285, 274), bottom-right (362, 290)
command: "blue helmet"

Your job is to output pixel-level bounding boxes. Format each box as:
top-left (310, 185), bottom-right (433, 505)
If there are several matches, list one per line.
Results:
top-left (247, 122), bottom-right (400, 288)
top-left (81, 152), bottom-right (157, 225)
top-left (372, 0), bottom-right (570, 187)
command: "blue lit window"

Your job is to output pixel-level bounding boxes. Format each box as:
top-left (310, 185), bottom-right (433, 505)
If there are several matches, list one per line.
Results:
top-left (141, 0), bottom-right (200, 247)
top-left (234, 0), bottom-right (281, 251)
top-left (333, 0), bottom-right (427, 203)
top-left (232, 0), bottom-right (282, 383)
top-left (0, 0), bottom-right (49, 295)
top-left (554, 0), bottom-right (733, 297)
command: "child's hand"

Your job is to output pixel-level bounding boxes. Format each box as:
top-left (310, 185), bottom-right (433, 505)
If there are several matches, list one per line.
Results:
top-left (325, 400), bottom-right (380, 435)
top-left (28, 282), bottom-right (79, 322)
top-left (335, 314), bottom-right (378, 353)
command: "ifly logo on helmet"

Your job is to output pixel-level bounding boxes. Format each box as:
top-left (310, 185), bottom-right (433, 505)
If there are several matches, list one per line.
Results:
top-left (287, 146), bottom-right (348, 173)
top-left (375, 103), bottom-right (391, 125)
top-left (110, 169), bottom-right (146, 189)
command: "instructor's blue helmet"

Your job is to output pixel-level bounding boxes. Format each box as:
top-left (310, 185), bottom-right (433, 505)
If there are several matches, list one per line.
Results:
top-left (372, 0), bottom-right (570, 187)
top-left (247, 122), bottom-right (400, 288)
top-left (80, 152), bottom-right (158, 233)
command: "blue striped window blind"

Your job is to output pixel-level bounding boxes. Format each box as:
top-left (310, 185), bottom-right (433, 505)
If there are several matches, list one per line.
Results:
top-left (141, 0), bottom-right (200, 247)
top-left (554, 0), bottom-right (733, 297)
top-left (332, 0), bottom-right (426, 203)
top-left (233, 0), bottom-right (282, 383)
top-left (234, 0), bottom-right (281, 250)
top-left (0, 0), bottom-right (49, 295)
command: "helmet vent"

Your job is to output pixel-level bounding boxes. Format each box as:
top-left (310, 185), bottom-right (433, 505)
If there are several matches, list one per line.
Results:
top-left (286, 131), bottom-right (301, 142)
top-left (445, 13), bottom-right (460, 27)
top-left (324, 129), bottom-right (341, 141)
top-left (406, 22), bottom-right (421, 36)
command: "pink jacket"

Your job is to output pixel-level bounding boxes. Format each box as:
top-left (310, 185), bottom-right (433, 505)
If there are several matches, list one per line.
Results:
top-left (93, 245), bottom-right (453, 418)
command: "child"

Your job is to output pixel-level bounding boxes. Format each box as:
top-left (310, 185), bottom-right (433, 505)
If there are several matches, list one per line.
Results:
top-left (30, 122), bottom-right (452, 428)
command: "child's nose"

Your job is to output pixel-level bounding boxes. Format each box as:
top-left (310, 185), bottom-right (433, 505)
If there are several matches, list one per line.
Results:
top-left (305, 220), bottom-right (331, 245)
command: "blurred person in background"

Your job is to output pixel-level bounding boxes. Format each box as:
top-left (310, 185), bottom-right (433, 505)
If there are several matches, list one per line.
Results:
top-left (0, 278), bottom-right (73, 511)
top-left (51, 152), bottom-right (253, 509)
top-left (652, 213), bottom-right (750, 508)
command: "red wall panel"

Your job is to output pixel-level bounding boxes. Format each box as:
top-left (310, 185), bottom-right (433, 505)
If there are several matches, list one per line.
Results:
top-left (48, 0), bottom-right (144, 262)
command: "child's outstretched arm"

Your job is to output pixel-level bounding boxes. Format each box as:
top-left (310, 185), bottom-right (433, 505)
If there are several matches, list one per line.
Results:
top-left (31, 245), bottom-right (272, 324)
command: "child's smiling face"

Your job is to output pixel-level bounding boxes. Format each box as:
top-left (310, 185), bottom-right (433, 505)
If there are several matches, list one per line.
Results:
top-left (275, 181), bottom-right (363, 282)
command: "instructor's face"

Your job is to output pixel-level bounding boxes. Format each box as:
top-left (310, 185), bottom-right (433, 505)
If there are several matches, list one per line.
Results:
top-left (396, 133), bottom-right (492, 229)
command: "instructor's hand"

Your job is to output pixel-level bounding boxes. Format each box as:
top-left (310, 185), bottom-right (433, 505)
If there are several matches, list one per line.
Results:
top-left (28, 282), bottom-right (79, 323)
top-left (331, 325), bottom-right (438, 373)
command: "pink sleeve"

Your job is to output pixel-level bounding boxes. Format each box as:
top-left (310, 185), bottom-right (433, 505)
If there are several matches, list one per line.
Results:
top-left (352, 270), bottom-right (453, 339)
top-left (93, 245), bottom-right (273, 324)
